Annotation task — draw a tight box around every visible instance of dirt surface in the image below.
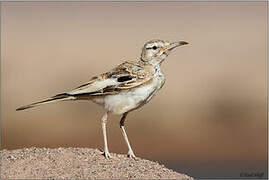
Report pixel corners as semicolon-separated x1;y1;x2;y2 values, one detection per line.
0;147;193;179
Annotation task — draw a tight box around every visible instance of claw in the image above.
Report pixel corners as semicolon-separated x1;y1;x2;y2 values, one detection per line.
103;151;111;158
127;150;136;158
99;148;111;158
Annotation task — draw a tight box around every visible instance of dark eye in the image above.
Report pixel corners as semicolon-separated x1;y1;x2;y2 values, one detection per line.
152;46;157;50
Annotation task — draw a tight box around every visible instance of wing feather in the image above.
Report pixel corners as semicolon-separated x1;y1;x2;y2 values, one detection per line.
67;61;153;96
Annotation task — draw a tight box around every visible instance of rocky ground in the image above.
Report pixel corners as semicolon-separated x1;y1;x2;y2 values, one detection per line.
0;147;193;179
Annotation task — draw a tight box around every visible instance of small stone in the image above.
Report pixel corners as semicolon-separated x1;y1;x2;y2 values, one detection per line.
128;172;135;178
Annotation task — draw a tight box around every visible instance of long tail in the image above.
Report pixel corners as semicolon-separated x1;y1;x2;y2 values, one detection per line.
16;93;76;111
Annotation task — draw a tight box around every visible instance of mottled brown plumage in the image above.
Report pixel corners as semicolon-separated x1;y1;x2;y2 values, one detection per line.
69;61;154;96
16;39;188;158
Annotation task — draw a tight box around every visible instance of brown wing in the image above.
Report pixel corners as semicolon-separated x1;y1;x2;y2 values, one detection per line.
67;61;153;96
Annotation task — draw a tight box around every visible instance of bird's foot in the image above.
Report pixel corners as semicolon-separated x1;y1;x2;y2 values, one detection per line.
127;150;136;158
103;151;111;158
99;148;111;158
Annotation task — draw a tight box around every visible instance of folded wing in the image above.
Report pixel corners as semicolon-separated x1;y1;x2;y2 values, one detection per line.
67;61;153;96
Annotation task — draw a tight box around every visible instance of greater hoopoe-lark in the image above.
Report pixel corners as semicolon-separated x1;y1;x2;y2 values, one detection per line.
17;39;189;158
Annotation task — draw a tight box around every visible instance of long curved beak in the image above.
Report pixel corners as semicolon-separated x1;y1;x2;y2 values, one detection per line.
161;41;188;54
168;41;188;51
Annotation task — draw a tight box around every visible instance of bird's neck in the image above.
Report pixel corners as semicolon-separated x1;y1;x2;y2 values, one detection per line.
138;58;162;68
138;59;163;77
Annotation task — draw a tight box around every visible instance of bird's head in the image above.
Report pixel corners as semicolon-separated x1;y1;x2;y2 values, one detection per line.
140;39;188;65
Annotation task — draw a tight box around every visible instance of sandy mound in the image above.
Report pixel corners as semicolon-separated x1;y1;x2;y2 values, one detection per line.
1;147;193;179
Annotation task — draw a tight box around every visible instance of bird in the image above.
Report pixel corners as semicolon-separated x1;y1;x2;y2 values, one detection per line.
16;39;188;158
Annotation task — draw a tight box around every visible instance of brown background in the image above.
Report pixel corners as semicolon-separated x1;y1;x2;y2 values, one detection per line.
1;2;267;178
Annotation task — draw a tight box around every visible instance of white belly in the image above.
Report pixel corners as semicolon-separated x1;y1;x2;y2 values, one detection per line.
92;75;165;115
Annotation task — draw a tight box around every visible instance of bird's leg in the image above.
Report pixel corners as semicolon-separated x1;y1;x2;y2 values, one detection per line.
120;113;136;158
101;112;111;158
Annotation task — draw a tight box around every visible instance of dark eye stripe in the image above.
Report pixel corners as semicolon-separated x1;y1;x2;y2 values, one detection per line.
146;46;158;50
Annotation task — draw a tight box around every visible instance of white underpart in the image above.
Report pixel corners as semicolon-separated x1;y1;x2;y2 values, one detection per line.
92;65;165;115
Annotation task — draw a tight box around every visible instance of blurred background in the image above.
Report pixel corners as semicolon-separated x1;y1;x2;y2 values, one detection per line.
1;2;267;179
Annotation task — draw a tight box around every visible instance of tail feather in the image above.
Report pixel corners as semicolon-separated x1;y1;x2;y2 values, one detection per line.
16;93;76;111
